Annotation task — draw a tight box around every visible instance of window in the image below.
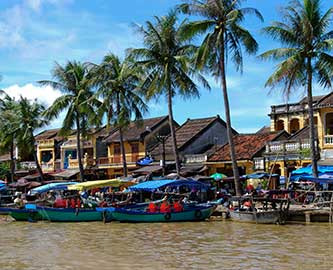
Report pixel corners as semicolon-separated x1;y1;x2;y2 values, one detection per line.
131;143;139;154
276;120;284;131
325;113;333;135
290;118;300;134
114;144;121;155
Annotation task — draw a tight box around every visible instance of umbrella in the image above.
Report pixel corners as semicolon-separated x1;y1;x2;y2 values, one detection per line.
210;173;227;180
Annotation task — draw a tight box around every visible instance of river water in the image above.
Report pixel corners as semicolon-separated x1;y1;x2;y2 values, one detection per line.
0;218;332;270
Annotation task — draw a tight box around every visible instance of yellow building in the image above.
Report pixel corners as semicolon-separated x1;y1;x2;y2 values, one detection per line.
265;93;333;176
97;116;173;178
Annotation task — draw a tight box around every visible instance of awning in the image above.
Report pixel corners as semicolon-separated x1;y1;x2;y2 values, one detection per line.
29;182;78;195
67;179;134;191
128;179;208;192
52;169;80;179
297;176;333;185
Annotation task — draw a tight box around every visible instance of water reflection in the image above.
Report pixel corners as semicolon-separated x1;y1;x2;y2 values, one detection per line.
0;219;332;270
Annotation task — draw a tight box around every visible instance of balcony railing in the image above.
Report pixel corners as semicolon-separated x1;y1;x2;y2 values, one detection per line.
184;154;207;164
36;139;54;148
324;135;333;145
97;154;144;167
41;160;62;172
265;140;312;155
61;139;93;148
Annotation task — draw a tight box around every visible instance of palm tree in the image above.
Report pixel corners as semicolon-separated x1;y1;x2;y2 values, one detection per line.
91;53;148;177
39;61;100;181
0;93;20;182
260;0;333;178
179;0;263;196
129;12;210;175
16;96;49;181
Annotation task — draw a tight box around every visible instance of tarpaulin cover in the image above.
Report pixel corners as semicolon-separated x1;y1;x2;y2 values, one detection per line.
128;179;208;192
29;182;78;195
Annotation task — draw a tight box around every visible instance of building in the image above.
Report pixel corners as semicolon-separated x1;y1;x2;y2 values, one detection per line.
97;116;176;178
265;92;333;176
35;128;67;172
151;115;237;169
206;130;289;176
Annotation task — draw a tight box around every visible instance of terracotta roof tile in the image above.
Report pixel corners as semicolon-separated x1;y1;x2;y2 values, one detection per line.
208;132;282;161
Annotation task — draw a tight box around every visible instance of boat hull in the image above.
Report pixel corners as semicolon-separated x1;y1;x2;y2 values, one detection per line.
229;209;281;224
38;207;102;222
110;205;214;223
8;208;42;221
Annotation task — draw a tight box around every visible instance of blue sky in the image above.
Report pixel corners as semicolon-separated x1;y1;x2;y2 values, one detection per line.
0;0;332;133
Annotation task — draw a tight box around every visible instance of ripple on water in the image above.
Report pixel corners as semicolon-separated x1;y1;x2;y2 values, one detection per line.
0;220;332;270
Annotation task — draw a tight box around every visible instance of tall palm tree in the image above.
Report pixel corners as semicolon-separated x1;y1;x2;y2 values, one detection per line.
129;12;210;175
16;96;49;181
91;53;148;177
179;0;263;196
260;0;333;178
39;61;100;181
0;93;20;182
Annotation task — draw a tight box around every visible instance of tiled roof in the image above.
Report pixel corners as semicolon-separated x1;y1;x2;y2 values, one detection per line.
35;129;62;140
289;126;317;140
153;115;236;154
208;132;283;162
256;126;271;134
315;92;333;108
104;116;169;143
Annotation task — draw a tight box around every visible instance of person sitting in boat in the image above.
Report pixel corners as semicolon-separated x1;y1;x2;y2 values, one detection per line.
172;200;184;212
147;201;158;213
241;200;253;211
14;194;24;208
160;196;171;213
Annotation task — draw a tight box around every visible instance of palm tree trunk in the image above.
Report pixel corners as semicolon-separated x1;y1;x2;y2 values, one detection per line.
306;56;318;178
9;139;15;183
167;80;181;175
75;115;85;181
30;133;44;182
119;126;128;177
116;94;128;177
220;33;241;196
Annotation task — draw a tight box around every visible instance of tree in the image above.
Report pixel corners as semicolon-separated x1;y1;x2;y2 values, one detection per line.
91;53;148;177
260;0;333;178
39;61;100;181
129;12;210;175
16;96;49;181
0;93;20;182
179;0;263;196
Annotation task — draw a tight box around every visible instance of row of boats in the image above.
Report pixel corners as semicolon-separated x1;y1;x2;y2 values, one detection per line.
0;179;289;224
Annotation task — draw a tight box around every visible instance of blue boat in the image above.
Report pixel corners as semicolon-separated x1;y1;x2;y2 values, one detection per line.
106;204;215;223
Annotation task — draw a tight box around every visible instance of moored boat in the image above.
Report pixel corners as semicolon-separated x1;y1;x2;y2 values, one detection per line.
37;206;102;222
8;207;42;222
229;208;282;224
109;204;215;223
228;197;290;224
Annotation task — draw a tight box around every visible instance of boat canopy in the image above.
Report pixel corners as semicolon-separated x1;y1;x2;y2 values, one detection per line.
29;182;78;195
128;179;208;192
67;179;134;191
296;176;333;185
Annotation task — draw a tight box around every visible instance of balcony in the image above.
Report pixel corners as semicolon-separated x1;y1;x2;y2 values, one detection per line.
184;154;207;164
324;135;333;145
37;139;54;148
265;140;313;159
41;160;62;172
61;139;93;149
97;154;144;168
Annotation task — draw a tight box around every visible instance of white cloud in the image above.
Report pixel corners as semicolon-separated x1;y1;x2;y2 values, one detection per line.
3;83;62;106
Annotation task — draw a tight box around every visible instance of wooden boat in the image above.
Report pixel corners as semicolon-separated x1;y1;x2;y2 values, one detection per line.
37;206;102;222
228;196;290;224
8;208;42;222
229;208;282;224
109;204;215;223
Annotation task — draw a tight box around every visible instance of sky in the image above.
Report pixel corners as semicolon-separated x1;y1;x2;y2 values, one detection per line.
0;0;332;133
